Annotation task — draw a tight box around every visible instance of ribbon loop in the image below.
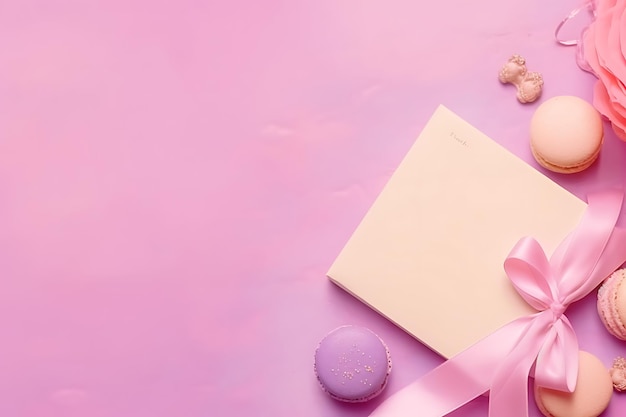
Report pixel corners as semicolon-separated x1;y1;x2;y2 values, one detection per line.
554;0;597;73
555;0;597;46
504;237;554;311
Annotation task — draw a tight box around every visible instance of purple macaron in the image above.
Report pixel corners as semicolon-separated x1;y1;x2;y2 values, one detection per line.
314;325;392;402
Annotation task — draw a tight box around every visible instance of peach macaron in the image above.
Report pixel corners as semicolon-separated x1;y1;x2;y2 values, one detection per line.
530;96;603;174
534;351;613;417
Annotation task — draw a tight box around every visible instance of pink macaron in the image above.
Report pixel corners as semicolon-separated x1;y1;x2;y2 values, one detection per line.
597;268;626;340
530;96;603;174
534;351;613;417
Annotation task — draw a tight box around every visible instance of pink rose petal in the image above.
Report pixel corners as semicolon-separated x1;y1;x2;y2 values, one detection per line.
608;81;626;114
594;79;614;118
605;5;626;83
605;91;626;118
606;6;626;110
594;5;618;74
594;81;626;136
621;7;626;60
581;0;626;141
589;26;622;99
583;25;604;76
584;22;618;90
607;80;626;110
596;0;620;17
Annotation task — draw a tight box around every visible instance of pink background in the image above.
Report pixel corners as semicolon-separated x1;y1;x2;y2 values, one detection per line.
1;1;625;416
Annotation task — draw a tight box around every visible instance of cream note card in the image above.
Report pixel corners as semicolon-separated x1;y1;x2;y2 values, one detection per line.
327;105;587;359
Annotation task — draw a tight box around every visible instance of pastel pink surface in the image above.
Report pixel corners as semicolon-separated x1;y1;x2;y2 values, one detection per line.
1;1;626;417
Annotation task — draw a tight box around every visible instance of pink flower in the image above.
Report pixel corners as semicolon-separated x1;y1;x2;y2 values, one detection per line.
582;0;626;141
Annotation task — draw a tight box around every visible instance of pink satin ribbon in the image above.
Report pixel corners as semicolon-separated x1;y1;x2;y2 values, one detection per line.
369;190;626;417
554;0;597;73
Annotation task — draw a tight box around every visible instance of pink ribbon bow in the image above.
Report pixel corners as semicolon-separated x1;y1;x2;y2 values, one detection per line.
369;190;626;417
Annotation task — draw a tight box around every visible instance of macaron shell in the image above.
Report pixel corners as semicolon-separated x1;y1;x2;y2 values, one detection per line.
534;351;613;417
531;140;600;174
597;269;626;340
314;326;391;402
530;96;603;173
